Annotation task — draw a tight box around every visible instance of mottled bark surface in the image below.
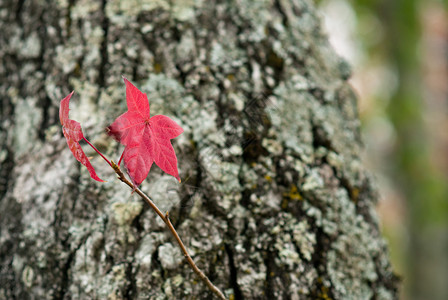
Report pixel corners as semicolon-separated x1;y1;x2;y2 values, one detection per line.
0;0;398;299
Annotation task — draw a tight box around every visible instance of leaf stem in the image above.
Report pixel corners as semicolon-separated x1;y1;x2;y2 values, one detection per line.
118;150;125;166
83;137;112;167
110;161;226;300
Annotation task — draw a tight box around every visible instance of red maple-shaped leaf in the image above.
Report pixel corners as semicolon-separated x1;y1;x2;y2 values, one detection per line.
108;77;183;186
60;91;105;182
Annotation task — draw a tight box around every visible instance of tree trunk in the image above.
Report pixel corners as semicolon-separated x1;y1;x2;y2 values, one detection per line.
0;0;399;299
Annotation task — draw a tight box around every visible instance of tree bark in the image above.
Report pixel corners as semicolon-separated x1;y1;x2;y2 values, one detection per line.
0;0;399;299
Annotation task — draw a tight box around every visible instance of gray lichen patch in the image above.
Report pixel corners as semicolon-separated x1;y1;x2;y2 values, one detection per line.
292;220;316;261
67;79;103;128
146;175;181;213
302;168;325;192
181;217;227;253
111;201;143;226
158;242;183;270
271;84;314;162
170;0;196;22
12;97;43;158
135;233;158;268
324;193;383;299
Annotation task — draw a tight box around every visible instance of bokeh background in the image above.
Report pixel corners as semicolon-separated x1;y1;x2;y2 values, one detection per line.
317;0;448;299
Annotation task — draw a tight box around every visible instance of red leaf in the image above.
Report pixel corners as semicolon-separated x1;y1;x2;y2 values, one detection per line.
60;92;105;182
108;77;183;186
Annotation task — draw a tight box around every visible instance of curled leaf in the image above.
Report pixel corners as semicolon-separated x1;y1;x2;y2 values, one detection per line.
60;91;104;182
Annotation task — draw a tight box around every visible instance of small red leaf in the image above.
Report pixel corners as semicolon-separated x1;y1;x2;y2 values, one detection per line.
107;77;183;186
60;92;104;182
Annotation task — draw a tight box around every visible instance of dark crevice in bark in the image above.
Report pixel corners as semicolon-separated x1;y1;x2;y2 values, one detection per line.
125;259;137;300
334;169;358;202
0;0;20;287
52;171;81;266
309;87;326;104
240;91;272;165
258;217;297;299
66;0;75;38
274;0;289;28
245;89;274;128
239;188;252;210
241;131;267;164
202;186;228;219
98;0;109;88
131;205;147;239
1;58;17;199
15;0;25;24
0;146;15;199
0;195;22;300
56;254;75;299
327;158;379;229
243;41;285;90
289;231;310;263
174;62;192;86
176;143;203;227
309;224;336;299
3;54;25;95
263;247;276;299
56;233;91;300
151;247;166;284
176;181;200;227
266;48;285;86
125;206;145;299
274;160;305;217
224;243;244;300
138;22;166;77
38;95;52;141
99;215;113;272
74;53;85;79
35;8;51;141
353;179;379;225
131;42;147;82
92;236;105;262
311;123;337;153
170;24;183;44
215;81;226;128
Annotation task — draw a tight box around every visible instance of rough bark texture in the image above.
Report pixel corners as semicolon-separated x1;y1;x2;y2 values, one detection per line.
0;0;399;299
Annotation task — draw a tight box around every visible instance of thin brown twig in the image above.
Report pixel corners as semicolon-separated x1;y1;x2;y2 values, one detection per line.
110;161;226;300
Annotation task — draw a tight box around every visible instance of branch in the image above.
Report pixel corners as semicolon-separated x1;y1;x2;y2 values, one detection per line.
110;161;226;300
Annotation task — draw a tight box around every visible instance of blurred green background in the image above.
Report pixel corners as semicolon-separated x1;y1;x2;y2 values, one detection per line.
317;0;448;299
